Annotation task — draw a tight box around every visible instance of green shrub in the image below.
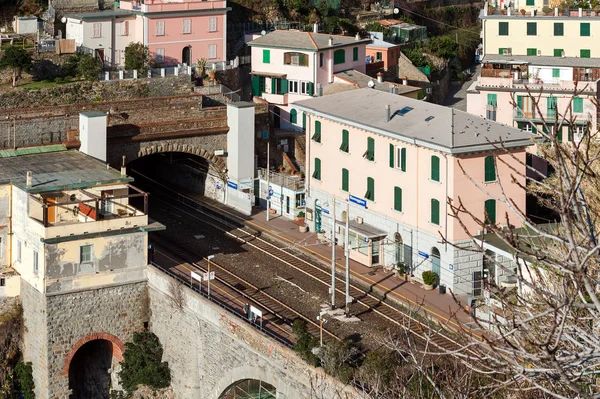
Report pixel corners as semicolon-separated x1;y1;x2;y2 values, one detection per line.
291;319;319;366
422;270;438;286
395;263;406;274
297;211;305;218
77;54;102;81
15;361;35;399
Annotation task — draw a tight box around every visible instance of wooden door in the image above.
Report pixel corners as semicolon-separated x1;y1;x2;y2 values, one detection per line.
45;198;56;224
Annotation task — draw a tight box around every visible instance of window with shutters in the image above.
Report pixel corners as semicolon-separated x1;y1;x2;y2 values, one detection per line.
527;48;537;56
499;22;509;36
396;147;406;171
156;20;165;36
342;168;349;192
93;23;102;38
487;93;497;106
547;96;557;118
552;68;560;78
580;22;590;36
208;44;217;59
527;22;537;36
80;245;93;263
284;52;309;66
376;51;383;61
288;80;298;93
526;0;534;4
300;81;313;95
340;129;349;152
394;187;402;212
554;22;564;36
312;158;321;180
431;155;440;182
182;19;191;34
431;199;440;225
554;49;564;57
262;49;270;64
365;177;375;201
333;49;345;65
353;47;358;61
573;97;583;113
302;112;306;130
484;199;496;224
33;250;39;274
486;93;497;121
364;137;375;161
498;48;508;55
121;20;129;36
312;121;321;142
290;109;297;124
484;156;496;182
209;17;218;32
580;49;591;58
155;48;165;63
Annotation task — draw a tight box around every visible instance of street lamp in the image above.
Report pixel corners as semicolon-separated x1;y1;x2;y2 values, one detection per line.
207;255;215;298
317;310;327;347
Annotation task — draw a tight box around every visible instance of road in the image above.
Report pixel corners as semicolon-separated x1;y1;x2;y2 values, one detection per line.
443;64;481;111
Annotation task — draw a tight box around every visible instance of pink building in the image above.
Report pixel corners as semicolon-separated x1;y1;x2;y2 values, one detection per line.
295;88;533;298
66;0;228;67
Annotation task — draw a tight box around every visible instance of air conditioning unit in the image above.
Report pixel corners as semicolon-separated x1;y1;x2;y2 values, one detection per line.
355;216;364;224
537;49;542;56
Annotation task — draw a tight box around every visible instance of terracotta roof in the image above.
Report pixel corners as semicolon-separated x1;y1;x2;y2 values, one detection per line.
248;30;371;51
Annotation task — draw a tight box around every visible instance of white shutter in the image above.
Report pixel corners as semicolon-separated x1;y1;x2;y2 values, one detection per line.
209;17;217;32
93;23;102;38
208;44;217;59
121;20;129;36
182;19;191;34
156;20;165;36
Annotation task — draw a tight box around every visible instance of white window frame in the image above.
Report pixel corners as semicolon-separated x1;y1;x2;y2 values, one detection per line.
33;250;39;275
208;44;217;59
155;48;165;64
120;20;129;36
288;80;299;94
16;240;21;263
80;245;93;263
208;17;218;32
574;125;586;142
395;146;405;170
156;20;165;36
93;22;102;38
521;124;533;132
300;81;310;95
182;18;191;34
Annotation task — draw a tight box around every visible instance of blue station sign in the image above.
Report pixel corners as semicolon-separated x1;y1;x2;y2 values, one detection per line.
418;251;429;259
349;195;367;208
227;181;238;190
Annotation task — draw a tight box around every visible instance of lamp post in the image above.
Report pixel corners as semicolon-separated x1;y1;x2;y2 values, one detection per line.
266;143;271;222
331;197;336;309
345;200;350;317
317;310;326;347
207;255;215;298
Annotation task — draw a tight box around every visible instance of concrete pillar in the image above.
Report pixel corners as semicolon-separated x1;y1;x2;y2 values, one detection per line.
160;68;165;77
105;71;110;81
133;69;138;79
187;66;192;75
119;70;124;80
174;67;179;76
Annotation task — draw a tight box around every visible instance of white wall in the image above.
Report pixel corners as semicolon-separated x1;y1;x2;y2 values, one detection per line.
66;19;84;45
79;112;107;162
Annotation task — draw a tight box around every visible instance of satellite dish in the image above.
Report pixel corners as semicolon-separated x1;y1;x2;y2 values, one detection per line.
368;80;375;88
393;7;400;14
61;16;67;23
261;30;266;36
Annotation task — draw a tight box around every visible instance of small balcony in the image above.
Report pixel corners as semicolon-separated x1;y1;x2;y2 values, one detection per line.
261;92;288;106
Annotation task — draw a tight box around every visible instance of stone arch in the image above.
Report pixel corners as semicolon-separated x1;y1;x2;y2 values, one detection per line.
61;332;125;376
212;365;298;399
135;143;227;175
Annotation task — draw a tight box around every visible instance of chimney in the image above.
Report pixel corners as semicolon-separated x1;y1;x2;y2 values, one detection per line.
313;23;318;33
579;7;582;17
328;36;333;46
385;104;391;122
377;72;383;83
79;112;108;162
317;83;323;97
507;7;511;15
530;9;534;16
121;156;127;176
355;32;360;41
554;7;558;16
402;76;408;85
26;171;32;186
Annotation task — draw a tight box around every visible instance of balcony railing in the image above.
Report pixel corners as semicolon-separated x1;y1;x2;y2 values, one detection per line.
481;68;512;78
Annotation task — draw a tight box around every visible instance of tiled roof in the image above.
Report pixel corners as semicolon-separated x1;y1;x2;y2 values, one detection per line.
327;70;420;95
483;54;600;68
247;30;371;51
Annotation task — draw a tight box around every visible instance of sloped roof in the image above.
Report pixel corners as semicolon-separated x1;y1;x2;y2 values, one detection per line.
247;30;371;51
482;54;600;68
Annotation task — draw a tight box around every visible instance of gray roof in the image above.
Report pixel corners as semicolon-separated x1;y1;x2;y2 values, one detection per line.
366;37;397;49
326;70;420;96
247;30;371;51
294;88;534;154
482;54;600;68
66;10;134;20
0;150;132;193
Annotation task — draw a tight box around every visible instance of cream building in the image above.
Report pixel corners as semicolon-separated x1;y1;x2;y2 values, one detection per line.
295;88;533;298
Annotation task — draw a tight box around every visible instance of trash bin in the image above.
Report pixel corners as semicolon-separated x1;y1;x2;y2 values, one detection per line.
439;285;446;295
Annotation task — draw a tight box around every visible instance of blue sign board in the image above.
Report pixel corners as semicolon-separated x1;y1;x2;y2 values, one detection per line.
322;208;330;215
418;251;429;259
227;181;238;190
215;182;222;190
301;200;306;206
349;195;367;208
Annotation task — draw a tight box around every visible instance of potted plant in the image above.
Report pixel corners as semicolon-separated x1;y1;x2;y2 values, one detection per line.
299;223;308;233
542;6;552;15
520;8;526;15
422;271;438;291
500;8;506;14
207;68;216;80
296;210;305;222
395;263;408;281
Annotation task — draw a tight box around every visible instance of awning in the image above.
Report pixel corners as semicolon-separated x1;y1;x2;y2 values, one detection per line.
337;219;387;239
251;71;287;78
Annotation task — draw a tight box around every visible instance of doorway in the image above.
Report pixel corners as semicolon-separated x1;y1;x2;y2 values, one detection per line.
273;106;281;129
431;247;441;280
45;197;56;224
315;199;322;232
182;46;191;66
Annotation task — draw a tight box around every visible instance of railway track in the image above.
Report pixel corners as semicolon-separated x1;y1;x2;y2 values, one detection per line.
132;170;472;354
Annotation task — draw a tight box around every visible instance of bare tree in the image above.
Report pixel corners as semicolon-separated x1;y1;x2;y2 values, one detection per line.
168;279;187;311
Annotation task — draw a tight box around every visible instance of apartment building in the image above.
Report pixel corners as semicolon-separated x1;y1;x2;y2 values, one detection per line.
247;29;370;132
467;6;599;144
295;88;533;297
66;0;228;67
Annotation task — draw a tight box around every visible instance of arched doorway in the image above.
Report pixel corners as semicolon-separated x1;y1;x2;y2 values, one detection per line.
218;379;277;399
431;247;441;280
314;199;322;233
273;106;281;129
68;339;115;399
394;232;403;265
182;46;191;66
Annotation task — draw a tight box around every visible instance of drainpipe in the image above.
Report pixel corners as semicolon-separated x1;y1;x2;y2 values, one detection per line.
8;185;12;270
444;153;449;253
306;114;311;199
414;139;419;275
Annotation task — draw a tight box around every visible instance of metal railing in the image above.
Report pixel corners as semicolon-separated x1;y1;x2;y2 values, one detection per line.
257;168;305;191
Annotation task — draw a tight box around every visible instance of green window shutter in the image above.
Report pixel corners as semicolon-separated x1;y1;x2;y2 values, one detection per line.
312;121;321;142
340;129;349;152
499;22;508;36
389;143;394;168
365;177;375;201
487;93;497;106
334;49;346;65
251;75;260;96
431;199;440;225
554;23;563;36
271;78;277;94
290;108;297;124
353;47;358;61
400;148;406;172
484;199;496;224
516;95;523;116
342;168;349;192
366;137;375;161
308;82;314;96
573;97;583;113
394;186;402;212
312;158;321;180
302;112;306;130
526;0;534;5
484;156;496;182
263;49;270;64
554;49;563;57
581;22;590;36
281;79;288;94
259;77;265;94
552;69;560;78
568;126;573;141
498;48;506;55
581;49;591;58
527;22;537;36
431;155;440;182
557;127;563;142
527;48;537;56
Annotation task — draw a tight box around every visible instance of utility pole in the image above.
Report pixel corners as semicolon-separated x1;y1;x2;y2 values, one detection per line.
266;143;271;222
345;200;350;317
331;197;336;309
207;255;214;298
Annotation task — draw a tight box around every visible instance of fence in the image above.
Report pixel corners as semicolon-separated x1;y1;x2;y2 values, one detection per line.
194;84;241;102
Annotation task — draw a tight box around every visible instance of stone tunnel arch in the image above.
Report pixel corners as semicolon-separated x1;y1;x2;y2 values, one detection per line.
212;365;301;399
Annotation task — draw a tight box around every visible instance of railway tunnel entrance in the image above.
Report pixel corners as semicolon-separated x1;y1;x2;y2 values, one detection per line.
68;340;114;399
218;379;278;399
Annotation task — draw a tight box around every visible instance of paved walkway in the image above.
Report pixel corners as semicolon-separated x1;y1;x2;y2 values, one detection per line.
200;199;481;339
443;64;481;111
